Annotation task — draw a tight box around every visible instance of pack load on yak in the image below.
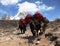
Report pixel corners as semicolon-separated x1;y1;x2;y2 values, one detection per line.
34;12;45;22
25;14;32;24
19;14;32;24
19;19;26;24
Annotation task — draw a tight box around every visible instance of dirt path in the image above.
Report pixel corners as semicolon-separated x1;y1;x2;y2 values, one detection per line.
0;30;54;46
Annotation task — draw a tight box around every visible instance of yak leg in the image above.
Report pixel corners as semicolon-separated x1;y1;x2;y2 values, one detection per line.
23;27;26;34
19;25;23;34
22;24;26;34
31;28;36;36
30;26;36;36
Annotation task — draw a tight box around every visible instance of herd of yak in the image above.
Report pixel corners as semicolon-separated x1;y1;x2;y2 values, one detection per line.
17;12;60;46
17;12;49;36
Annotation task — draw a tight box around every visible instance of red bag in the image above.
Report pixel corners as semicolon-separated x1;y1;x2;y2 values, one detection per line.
25;14;32;19
34;12;45;22
25;14;32;23
19;19;26;24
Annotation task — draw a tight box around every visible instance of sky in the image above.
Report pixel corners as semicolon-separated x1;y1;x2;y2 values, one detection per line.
0;0;60;21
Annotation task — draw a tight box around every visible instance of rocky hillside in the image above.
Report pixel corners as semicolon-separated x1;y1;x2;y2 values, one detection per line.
0;20;18;28
47;19;60;28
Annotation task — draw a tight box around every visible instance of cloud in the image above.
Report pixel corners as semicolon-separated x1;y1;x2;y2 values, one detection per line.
18;1;39;14
38;4;55;11
17;1;54;14
46;7;55;11
0;0;21;5
14;1;55;20
35;1;42;5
